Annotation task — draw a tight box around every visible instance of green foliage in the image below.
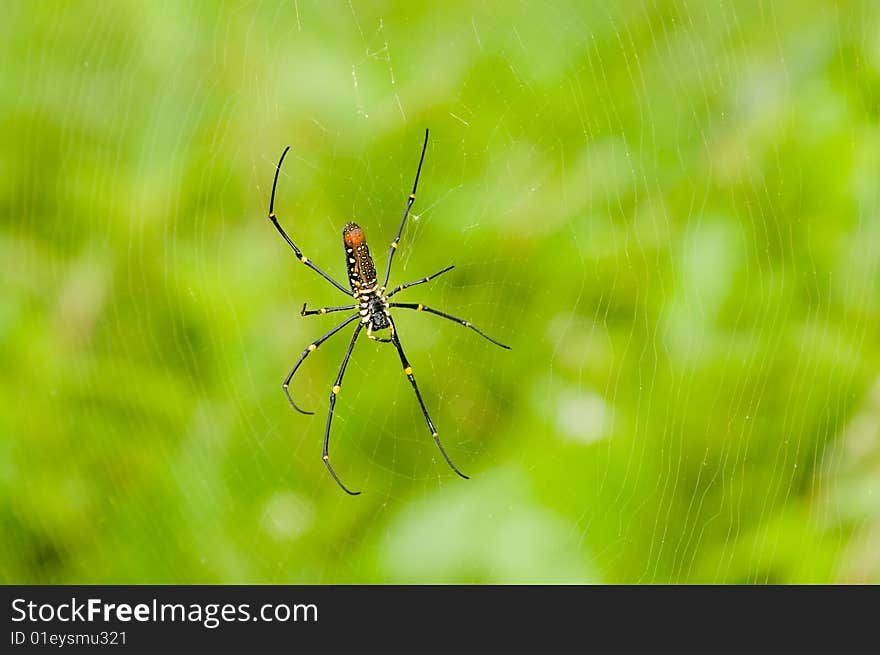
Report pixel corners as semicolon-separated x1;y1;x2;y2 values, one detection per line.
2;0;880;583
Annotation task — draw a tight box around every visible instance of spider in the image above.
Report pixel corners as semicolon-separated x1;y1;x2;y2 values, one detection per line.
268;129;510;495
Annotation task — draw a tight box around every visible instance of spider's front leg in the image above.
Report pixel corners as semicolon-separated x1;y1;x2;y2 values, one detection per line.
387;316;469;480
282;313;360;414
323;322;365;495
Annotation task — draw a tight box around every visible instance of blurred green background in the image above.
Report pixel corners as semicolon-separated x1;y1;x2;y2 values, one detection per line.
3;0;880;584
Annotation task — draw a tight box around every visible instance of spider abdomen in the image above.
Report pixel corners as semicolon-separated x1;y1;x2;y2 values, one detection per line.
344;222;390;333
343;222;377;293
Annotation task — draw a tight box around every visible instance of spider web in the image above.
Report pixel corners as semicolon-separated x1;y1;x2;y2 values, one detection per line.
3;0;880;584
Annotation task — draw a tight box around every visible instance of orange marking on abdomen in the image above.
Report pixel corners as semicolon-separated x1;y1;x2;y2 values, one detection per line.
342;222;377;290
343;222;365;248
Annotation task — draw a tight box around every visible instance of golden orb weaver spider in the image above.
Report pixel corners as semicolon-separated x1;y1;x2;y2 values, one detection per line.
268;129;510;495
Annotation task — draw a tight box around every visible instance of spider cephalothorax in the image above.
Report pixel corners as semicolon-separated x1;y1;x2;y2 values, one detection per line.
267;129;510;495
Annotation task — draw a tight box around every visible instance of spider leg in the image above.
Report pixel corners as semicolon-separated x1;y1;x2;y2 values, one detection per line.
301;302;357;317
269;146;351;296
389;303;511;349
385;265;454;299
323;322;365;495
387;316;469;480
283;313;360;415
366;320;394;343
380;129;429;292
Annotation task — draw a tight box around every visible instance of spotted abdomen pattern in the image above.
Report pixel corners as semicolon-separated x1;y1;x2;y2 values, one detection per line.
343;222;390;333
